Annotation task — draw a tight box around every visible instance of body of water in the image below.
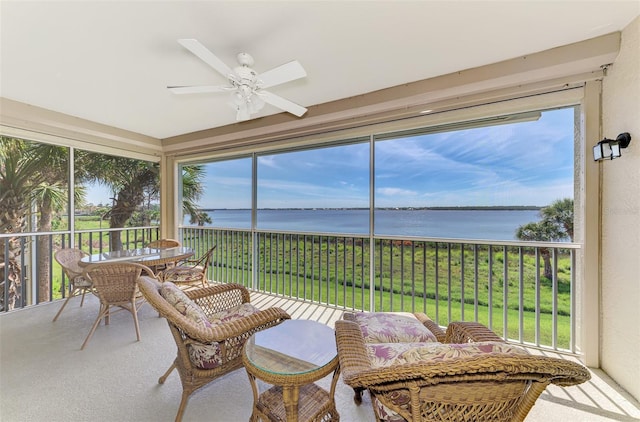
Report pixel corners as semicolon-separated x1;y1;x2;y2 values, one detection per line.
185;209;544;241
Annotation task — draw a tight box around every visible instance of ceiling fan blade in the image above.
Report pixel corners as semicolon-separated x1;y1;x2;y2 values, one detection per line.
168;85;231;94
259;61;307;89
260;91;307;117
177;39;232;78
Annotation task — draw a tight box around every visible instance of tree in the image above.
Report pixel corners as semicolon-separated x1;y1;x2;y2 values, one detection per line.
182;165;212;226
540;197;574;241
77;153;158;250
515;198;573;279
78;153;209;249
0;138;46;310
1;138;208;309
30;143;84;303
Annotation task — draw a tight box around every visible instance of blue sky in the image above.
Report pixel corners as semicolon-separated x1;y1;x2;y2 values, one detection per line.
84;107;575;209
195;107;575;209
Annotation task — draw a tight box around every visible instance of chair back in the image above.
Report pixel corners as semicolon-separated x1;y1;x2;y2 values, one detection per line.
54;248;88;279
146;238;181;249
84;262;154;304
192;245;216;271
137;276;212;341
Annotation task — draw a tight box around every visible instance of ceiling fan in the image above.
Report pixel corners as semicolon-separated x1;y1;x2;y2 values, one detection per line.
168;39;308;121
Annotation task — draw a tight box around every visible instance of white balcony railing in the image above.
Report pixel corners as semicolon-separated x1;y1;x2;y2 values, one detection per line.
0;227;160;312
181;226;581;354
1;225;579;354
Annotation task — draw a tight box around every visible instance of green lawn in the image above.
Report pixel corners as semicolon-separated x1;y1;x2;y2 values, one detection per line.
50;223;573;350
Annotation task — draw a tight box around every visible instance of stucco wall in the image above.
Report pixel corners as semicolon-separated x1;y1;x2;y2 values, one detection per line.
601;15;640;402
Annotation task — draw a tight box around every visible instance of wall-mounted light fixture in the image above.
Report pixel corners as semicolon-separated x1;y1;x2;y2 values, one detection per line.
593;132;632;161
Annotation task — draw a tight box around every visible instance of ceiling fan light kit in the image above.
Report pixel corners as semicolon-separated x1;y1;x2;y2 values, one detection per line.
169;39;308;122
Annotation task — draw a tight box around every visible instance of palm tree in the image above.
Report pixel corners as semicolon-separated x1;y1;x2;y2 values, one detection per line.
78;153;209;249
540;198;574;241
1;139;208;309
182;165;212;226
29;143;82;302
516;220;565;278
0;137;46;310
77;153;158;250
515;198;574;279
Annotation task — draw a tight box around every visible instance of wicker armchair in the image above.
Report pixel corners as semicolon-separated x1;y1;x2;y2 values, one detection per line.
335;318;591;422
80;262;155;350
160;245;216;289
137;276;290;422
52;248;94;322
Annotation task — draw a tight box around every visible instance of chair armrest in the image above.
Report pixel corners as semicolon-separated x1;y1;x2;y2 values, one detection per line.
139;275;162;289
445;321;505;344
413;312;447;342
205;307;291;342
334;320;377;388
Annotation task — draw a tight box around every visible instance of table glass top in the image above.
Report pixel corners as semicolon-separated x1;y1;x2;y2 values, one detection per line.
245;319;337;376
81;247;193;264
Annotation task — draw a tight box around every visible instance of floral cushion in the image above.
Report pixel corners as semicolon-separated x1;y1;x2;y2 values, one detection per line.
209;302;260;324
373;396;411;422
367;341;529;421
160;282;211;328
186;302;261;370
162;267;204;284
366;341;529;368
187;342;224;370
352;312;438;343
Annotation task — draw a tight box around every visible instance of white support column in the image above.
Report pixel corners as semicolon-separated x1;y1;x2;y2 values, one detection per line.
579;80;601;367
160;154;179;240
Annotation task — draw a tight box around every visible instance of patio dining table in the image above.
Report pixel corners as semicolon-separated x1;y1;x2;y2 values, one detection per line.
80;246;194;272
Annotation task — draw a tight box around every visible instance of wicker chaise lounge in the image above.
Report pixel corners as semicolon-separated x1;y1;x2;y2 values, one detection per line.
138;277;291;422
335;313;591;422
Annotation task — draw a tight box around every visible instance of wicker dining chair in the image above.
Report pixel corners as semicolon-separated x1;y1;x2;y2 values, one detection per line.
52;248;94;322
145;238;182;273
146;238;181;249
137;276;290;422
335;319;591;422
80;262;155;350
159;245;216;289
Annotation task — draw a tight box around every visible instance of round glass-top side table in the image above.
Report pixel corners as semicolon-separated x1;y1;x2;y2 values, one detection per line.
243;319;340;422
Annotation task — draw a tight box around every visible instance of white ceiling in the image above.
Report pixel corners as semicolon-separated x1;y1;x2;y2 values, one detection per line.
1;1;638;140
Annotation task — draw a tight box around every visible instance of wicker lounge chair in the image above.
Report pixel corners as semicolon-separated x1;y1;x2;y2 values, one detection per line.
335;315;591;422
80;262;155;350
137;276;290;422
52;248;94;322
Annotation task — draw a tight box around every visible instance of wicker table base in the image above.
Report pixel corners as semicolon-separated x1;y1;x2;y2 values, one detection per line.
251;383;339;422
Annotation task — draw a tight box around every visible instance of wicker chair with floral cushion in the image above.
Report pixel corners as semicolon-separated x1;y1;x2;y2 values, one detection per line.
52;248;94;322
137;276;290;422
159;245;216;289
335;315;591;422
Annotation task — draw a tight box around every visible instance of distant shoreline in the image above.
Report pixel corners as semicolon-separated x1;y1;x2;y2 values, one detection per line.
200;206;542;212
